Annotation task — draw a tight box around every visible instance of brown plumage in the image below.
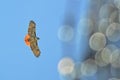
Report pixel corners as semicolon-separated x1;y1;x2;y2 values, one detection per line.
24;20;41;57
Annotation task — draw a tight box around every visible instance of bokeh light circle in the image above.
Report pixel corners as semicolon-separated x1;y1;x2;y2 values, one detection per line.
98;19;109;34
58;25;74;42
80;59;97;76
101;44;118;65
89;32;106;51
111;49;120;68
58;57;75;76
77;18;94;36
106;22;120;42
95;51;108;67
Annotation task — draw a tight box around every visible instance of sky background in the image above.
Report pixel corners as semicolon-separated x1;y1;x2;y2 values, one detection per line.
0;0;89;80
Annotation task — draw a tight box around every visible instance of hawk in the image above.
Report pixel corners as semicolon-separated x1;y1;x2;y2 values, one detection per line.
24;20;41;57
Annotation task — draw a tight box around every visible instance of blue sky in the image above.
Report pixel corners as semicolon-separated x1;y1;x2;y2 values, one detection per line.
0;0;89;80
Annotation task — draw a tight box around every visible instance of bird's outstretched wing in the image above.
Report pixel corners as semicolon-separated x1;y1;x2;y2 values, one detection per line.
30;37;41;57
28;20;41;57
28;20;36;37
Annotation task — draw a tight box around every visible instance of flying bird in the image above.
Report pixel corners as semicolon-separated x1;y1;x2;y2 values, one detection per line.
24;20;41;57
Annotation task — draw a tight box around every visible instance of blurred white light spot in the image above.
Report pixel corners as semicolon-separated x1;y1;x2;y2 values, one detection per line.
111;49;120;68
114;0;120;9
77;18;94;36
101;44;118;65
98;19;109;34
89;32;106;51
99;3;115;19
80;59;97;76
58;25;74;42
95;51;108;67
58;57;75;76
106;22;120;42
